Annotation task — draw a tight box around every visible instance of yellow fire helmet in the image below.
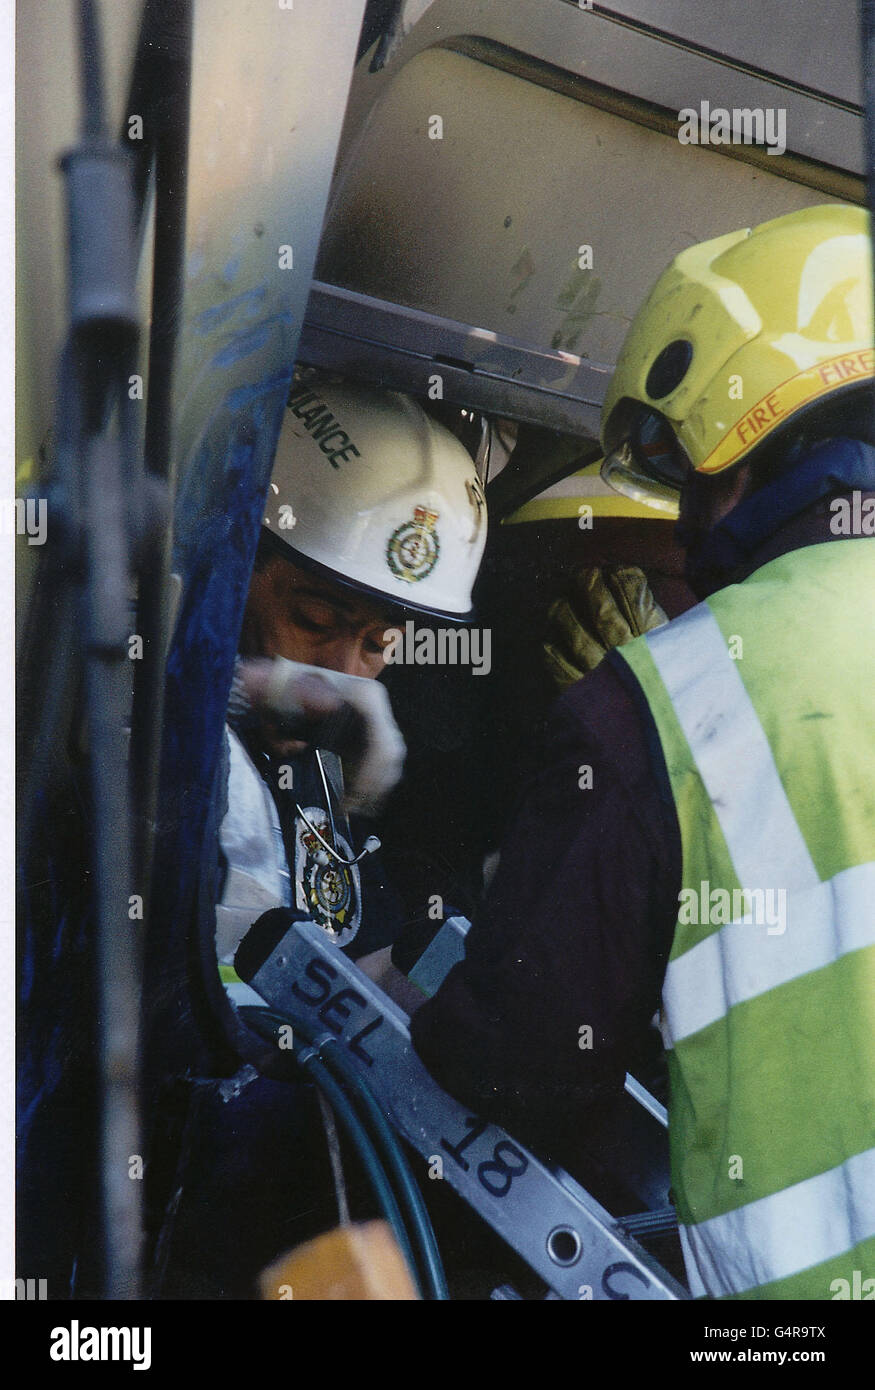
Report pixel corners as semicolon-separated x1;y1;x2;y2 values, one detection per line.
600;204;874;513
262;371;488;620
502;459;671;524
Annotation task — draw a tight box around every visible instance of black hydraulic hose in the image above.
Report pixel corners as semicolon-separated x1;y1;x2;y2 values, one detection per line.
295;1049;423;1297
126;0;193;906
17;577;79;868
238;1006;423;1297
77;0;106;138
60;0;145;1296
318;1035;449;1302
242;1005;448;1301
81;357;144;1299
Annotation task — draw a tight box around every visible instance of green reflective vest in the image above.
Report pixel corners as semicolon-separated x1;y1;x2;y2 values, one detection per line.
615;539;875;1300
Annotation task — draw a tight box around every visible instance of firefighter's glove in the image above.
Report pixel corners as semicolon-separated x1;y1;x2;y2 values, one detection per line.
236;658;406;817
543;565;668;691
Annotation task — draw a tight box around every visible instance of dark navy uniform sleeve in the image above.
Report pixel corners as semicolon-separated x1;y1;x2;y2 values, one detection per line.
410;655;682;1161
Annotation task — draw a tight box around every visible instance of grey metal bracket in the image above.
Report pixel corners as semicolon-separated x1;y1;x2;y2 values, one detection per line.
298;280;609;437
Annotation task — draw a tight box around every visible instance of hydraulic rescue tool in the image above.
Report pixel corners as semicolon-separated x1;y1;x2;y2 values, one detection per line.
235;915;689;1301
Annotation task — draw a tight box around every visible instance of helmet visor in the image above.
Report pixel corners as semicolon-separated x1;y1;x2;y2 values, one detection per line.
600;409;689;517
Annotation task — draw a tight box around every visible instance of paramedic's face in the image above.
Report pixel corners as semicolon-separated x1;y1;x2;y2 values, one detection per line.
242;553;396;681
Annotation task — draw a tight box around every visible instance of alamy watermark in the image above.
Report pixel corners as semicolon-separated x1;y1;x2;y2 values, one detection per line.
830;491;875;536
3;1276;47;1299
830;1270;875;1299
2;496;47;545
50;1321;151;1370
679;880;788;936
677;102;787;157
382;621;491;676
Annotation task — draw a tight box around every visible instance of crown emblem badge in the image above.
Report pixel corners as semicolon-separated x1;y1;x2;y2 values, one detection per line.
387;504;441;583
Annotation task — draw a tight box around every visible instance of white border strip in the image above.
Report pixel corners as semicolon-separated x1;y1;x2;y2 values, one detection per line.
1;0;15;1298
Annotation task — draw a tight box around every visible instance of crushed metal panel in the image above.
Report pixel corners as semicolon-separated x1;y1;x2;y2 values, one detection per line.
578;0;862;106
147;0;368;1085
318;48;832;380
299;282;608;435
333;2;863;176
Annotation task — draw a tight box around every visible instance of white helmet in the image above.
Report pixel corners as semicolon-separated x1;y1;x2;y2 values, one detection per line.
262;372;488;619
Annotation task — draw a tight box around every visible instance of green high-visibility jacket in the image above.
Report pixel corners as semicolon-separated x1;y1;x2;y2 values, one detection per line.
615;539;875;1300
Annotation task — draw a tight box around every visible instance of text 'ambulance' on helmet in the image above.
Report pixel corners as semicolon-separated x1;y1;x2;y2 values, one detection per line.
262;373;488;621
599;204;875;513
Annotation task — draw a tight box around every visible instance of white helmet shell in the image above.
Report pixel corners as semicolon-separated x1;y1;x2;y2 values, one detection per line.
262;374;487;619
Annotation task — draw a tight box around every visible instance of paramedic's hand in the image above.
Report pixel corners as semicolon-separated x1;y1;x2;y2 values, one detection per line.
543;565;668;691
237;658;406;817
357;947;426;1018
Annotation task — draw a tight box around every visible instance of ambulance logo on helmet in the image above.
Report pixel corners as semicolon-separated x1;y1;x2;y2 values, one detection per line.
386;505;440;583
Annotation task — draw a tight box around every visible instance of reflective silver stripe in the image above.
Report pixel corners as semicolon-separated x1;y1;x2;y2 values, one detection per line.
679;1144;875;1298
661;861;875;1045
645;604;819;896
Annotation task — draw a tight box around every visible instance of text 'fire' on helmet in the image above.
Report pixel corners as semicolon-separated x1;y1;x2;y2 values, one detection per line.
599;204;874;512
